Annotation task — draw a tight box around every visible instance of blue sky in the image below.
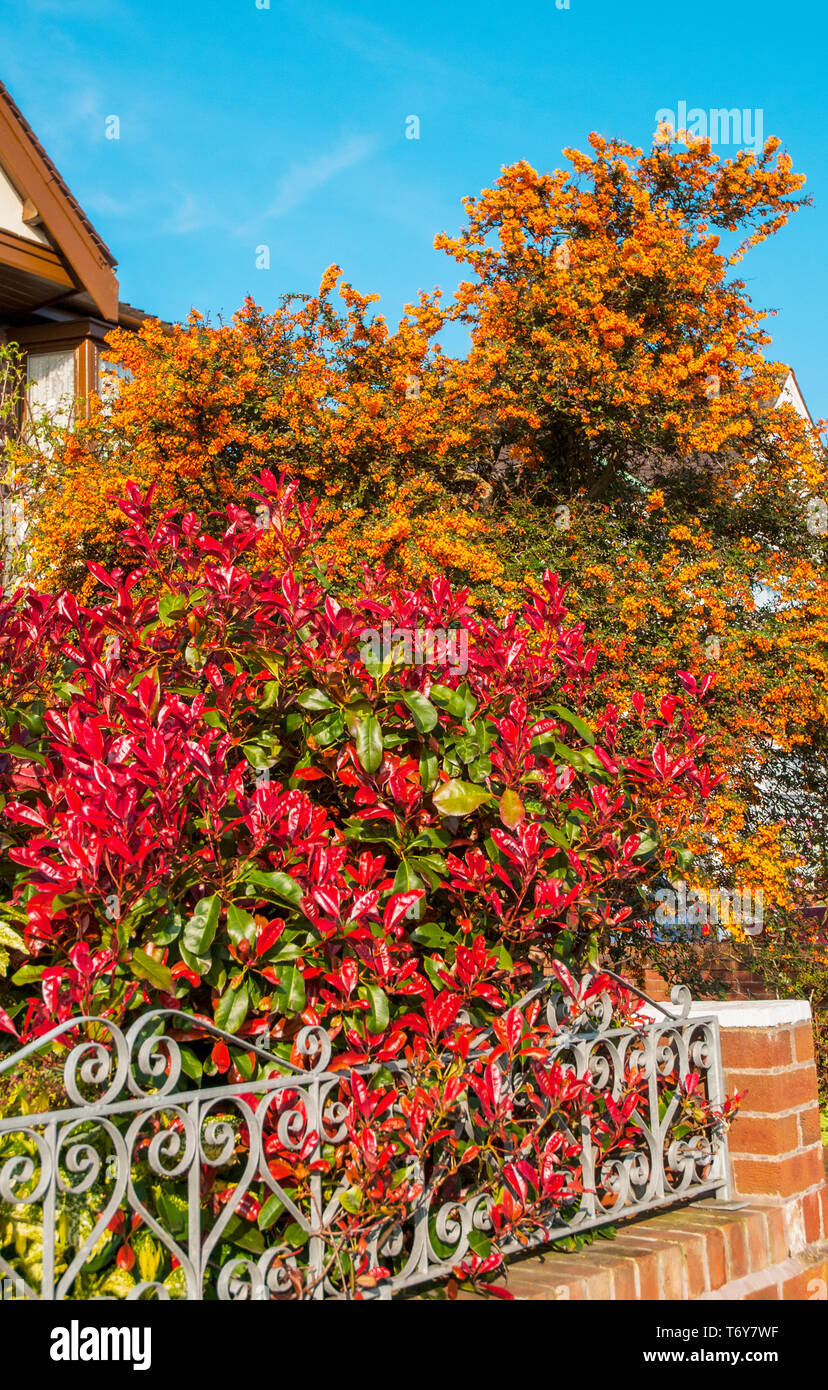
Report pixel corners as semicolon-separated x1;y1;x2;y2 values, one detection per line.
2;0;826;415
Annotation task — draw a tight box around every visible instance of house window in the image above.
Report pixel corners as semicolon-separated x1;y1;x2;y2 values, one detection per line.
26;348;76;428
98;356;131;406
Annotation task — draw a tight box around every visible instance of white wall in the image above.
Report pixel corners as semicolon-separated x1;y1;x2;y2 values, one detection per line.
0;160;50;247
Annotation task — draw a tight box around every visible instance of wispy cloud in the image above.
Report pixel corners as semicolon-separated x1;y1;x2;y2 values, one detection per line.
284;1;451;82
163;191;219;237
262;133;380;222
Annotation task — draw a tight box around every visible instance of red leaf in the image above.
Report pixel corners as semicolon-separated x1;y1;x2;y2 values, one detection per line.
0;1008;19;1038
383;890;423;933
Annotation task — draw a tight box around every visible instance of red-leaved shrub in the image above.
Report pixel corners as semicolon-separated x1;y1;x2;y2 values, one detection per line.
0;474;732;1296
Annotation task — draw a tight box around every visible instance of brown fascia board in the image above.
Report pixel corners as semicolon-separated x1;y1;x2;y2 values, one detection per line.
0;226;75;289
0;80;119;322
117;300;163;330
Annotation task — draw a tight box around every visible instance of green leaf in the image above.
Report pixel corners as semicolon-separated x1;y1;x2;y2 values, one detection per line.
15;704;45;736
274;963;306;1014
131;948;174;993
157;1190;187;1234
258;680;281;711
243;741;278;770
0;922;26;954
247;646;285;677
3;743;46;765
244;871;303;906
179;1046;203;1082
541;821;571;848
499;788;525;828
408;825;452;850
549;703;595;746
267;942;305;963
258;1194;285;1231
428;682;468;718
403;690;439;733
296;687;336;711
467;1229;492;1258
226;903;257;947
554;742;587;770
393;861;424;917
359;984;390;1035
432;778;494;817
341;817;401;847
407;855;445;890
419;749;438;792
153;909;183;947
310;710;345;748
552;930;574;960
228;1223;265;1256
179;942;212;978
182;894;221;955
456;682;477;718
423;956;443;990
337;1187;363;1215
158;591;189;624
284;1222;310;1248
411;922;455;950
214;979;250;1033
497;942;513;970
11;963;44;986
356;715;383;773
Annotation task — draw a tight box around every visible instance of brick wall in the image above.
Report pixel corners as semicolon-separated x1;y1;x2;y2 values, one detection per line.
630;946;773;1004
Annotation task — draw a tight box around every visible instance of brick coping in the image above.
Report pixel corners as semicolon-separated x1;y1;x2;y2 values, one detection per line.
641;999;812;1029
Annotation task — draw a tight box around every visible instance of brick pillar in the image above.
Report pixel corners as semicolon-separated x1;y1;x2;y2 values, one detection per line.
684;999;827;1251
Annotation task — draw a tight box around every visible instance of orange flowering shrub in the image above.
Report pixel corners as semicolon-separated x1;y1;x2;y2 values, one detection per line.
10;128;828;971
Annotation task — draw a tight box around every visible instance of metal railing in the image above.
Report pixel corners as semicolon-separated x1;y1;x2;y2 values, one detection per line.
0;974;728;1300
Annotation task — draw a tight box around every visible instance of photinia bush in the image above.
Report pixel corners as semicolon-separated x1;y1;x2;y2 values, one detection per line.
0;474;732;1295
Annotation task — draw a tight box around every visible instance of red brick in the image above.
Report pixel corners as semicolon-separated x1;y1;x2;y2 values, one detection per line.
653;1224;710;1297
764;1206;789;1262
627;1226;699;1298
576;1258;614;1300
803;1190;822;1244
608;1257;639;1300
793;1022;816;1063
733;1148;825;1199
728;1111;799;1156
688;1221;728;1289
799;1104;822;1148
656;1244;684;1300
718;1215;750;1281
724;1062;819;1112
745;1209;770;1271
504;1255;588;1300
722;1029;794;1070
606;1237;661;1299
820;1183;828;1238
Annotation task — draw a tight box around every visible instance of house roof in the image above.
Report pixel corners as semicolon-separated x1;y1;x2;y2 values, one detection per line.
0;79;120;321
775;367;814;427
